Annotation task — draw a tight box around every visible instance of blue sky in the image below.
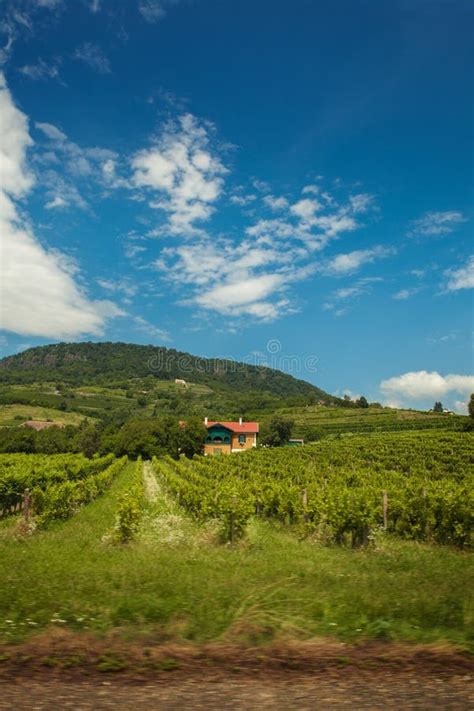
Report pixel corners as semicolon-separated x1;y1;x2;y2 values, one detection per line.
0;0;473;410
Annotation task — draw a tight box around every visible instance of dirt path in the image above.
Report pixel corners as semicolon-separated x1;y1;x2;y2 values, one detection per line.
139;461;199;545
0;672;472;709
143;461;160;502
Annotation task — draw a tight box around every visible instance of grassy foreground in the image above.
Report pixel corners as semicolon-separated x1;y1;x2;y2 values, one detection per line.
0;462;472;650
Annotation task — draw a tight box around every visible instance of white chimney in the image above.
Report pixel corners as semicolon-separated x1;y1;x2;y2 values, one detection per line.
239;417;242;425
204;417;208;426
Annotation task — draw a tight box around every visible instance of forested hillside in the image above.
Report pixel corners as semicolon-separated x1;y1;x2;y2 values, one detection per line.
0;342;334;402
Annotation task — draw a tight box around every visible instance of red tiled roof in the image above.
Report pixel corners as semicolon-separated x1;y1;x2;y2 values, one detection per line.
206;421;259;433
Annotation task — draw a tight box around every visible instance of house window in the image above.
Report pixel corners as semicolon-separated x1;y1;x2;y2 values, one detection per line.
238;434;246;445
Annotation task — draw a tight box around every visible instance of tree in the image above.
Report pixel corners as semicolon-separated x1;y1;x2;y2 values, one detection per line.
177;417;207;458
262;417;294;447
468;394;474;419
75;424;101;458
433;401;443;413
0;427;35;453
356;396;369;408
35;426;69;454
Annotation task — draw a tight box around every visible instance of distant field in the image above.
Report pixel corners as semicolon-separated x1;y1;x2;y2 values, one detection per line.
0;404;89;427
153;380;214;395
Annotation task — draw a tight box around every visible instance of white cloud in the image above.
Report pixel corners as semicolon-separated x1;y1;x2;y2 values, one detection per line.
45;195;67;209
302;184;320;195
131;113;227;235
252;178;271;193
138;0;166;22
380;371;474;400
349;193;374;214
323;277;382;315
146;161;377;322
97;278;138;300
138;0;181;22
34;121;120;207
36;121;67;142
263;194;289;211
408;210;466;237
196;273;285;310
290;198;322;221
74;42;111;74
133;316;169;341
0;72;123;339
0;1;63;66
453;400;468;415
324;246;392;275
393;287;421;300
444;255;474;291
154;236;307;321
230;193;256;206
19;57;62;82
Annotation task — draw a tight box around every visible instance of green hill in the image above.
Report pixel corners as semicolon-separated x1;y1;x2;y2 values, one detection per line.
0;342;336;425
0;342;333;400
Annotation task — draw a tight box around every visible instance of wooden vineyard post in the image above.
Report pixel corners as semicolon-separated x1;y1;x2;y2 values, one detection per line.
302;489;308;523
422;486;431;540
23;489;31;523
382;490;388;530
229;495;237;544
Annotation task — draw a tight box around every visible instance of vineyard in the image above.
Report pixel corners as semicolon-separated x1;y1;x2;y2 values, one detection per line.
266;404;466;440
153;431;473;547
0;452;127;524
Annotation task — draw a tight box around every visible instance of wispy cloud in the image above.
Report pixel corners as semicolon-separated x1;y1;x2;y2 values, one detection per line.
323;277;382;316
74;42;111;74
323;246;393;275
393;286;421;300
133;315;169;341
349;193;375;214
138;0;180;23
97;278;139;302
408;210;466;237
19;57;62;82
0;1;63;66
34;120;119;208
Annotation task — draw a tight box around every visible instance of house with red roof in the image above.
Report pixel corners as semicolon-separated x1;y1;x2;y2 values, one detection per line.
204;417;259;455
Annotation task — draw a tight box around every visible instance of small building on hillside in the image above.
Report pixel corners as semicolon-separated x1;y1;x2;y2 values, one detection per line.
287;438;304;446
204;417;259;455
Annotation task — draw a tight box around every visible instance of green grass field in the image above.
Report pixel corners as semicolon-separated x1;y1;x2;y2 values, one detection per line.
0;404;89;427
0;460;472;650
